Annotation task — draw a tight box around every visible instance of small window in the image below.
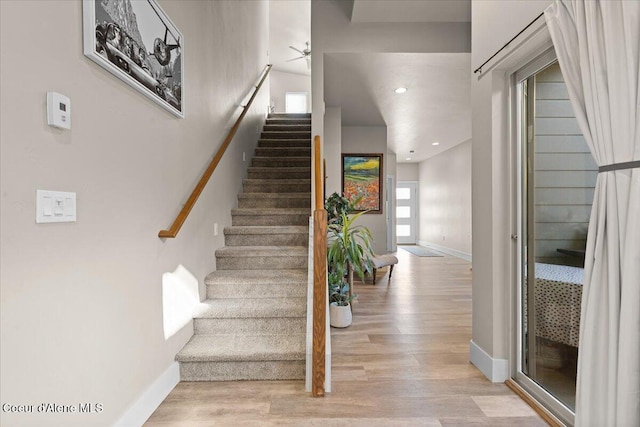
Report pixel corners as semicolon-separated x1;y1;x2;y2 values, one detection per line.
285;92;308;114
397;225;411;237
396;188;411;200
396;206;411;218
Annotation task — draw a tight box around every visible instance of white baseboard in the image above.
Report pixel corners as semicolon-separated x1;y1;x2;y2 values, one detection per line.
469;340;509;383
418;240;472;262
115;362;180;427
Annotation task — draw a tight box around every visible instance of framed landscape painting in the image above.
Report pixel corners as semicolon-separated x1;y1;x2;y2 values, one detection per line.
83;0;184;117
342;154;383;214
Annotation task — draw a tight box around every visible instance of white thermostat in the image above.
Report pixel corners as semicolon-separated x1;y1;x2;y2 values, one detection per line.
47;92;71;130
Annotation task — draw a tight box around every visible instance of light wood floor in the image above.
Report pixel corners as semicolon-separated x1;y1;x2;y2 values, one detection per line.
146;249;548;426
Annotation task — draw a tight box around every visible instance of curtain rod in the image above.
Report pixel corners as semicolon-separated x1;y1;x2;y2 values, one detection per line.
473;12;545;74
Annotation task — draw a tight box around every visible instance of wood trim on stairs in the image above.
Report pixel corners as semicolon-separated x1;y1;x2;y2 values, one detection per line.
158;64;272;239
311;135;327;397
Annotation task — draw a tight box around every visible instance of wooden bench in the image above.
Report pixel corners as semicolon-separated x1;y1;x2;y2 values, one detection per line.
348;254;399;301
371;254;399;285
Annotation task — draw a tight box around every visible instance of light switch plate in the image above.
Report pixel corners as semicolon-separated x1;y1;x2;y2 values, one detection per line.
36;190;76;223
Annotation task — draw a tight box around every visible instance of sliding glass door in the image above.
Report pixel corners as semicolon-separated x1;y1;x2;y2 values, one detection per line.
515;57;597;425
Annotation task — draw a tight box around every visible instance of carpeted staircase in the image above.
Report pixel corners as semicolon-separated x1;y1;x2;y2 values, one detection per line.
176;113;312;381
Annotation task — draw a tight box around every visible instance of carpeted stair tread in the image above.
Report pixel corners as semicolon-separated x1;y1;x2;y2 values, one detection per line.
223;225;308;247
237;192;311;199
263;125;311;132
261;131;311;139
231;211;309;226
243;180;311;193
205;269;307;285
251;157;311;167
215;246;307;258
205;270;307;299
237;193;311;209
246;168;311;179
231;208;309;215
176;334;306;362
206;283;306;299
195;297;306;319
258;140;312;148
243;179;312;188
254;150;311;160
265;119;311;125
268;113;310;119
244;178;311;184
224;225;308;235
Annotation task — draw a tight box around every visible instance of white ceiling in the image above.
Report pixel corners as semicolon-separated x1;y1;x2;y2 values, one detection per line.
325;53;471;163
269;0;311;76
269;0;471;162
351;0;471;23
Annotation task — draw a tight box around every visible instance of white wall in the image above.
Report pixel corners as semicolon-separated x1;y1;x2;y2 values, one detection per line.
396;163;419;181
471;0;552;71
311;0;471;195
0;1;269;425
341;126;389;254
418;140;472;257
471;0;552;381
386;150;397;253
269;70;311;113
324;107;342;195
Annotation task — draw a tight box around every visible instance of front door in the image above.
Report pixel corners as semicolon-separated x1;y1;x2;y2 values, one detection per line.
396;181;418;245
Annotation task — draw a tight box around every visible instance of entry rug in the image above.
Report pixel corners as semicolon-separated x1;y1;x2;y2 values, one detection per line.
400;245;444;257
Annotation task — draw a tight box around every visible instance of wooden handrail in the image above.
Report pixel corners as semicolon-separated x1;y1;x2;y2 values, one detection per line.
159;64;272;238
311;135;327;396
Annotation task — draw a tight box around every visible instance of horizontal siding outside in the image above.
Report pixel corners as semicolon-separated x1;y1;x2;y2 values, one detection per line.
535;188;595;205
535;171;598;187
532;63;595;264
535;222;589;239
535;135;591;153
535;205;592;223
536;64;564;82
536;82;569;99
536;99;576;117
535;117;583;135
535;153;598;171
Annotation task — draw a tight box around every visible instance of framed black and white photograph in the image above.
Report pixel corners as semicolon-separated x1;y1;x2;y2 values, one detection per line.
83;0;184;117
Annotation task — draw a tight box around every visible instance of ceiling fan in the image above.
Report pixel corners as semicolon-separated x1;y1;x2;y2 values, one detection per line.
287;41;311;69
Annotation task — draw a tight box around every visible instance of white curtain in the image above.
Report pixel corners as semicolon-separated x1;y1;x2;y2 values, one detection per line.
545;1;640;426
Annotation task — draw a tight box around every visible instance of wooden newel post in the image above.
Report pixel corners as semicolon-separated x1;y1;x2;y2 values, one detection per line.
312;135;327;397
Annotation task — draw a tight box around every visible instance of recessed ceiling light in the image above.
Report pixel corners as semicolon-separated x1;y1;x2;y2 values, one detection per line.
405;157;412;161
432;142;440;146
394;87;407;94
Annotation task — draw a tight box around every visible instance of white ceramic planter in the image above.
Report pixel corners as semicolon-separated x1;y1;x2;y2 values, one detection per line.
329;302;352;328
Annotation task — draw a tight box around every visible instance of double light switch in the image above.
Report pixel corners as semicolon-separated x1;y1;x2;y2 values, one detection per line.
36;190;76;223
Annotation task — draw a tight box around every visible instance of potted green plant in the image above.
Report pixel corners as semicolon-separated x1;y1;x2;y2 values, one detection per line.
328;270;355;327
325;192;361;226
327;210;375;295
